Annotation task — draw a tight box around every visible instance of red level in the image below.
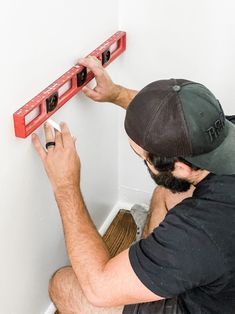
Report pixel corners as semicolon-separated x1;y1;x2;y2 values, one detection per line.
13;31;126;138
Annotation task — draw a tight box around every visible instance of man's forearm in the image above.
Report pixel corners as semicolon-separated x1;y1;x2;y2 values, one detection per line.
112;85;138;110
55;187;110;297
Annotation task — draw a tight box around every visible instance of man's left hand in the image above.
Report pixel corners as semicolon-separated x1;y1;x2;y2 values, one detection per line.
32;122;80;193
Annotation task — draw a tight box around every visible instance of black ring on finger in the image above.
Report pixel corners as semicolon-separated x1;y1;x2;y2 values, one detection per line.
46;141;56;149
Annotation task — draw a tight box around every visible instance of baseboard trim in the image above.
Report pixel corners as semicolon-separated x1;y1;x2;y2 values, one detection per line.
44;201;133;314
98;201;133;235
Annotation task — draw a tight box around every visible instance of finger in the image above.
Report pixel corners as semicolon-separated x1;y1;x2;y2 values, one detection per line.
77;57;89;67
32;133;47;160
44;123;55;150
78;56;111;100
55;130;63;148
82;86;99;100
78;56;100;68
72;136;77;147
60;122;74;148
78;56;104;80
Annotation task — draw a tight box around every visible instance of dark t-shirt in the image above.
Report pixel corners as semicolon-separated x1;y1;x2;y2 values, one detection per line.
129;117;235;313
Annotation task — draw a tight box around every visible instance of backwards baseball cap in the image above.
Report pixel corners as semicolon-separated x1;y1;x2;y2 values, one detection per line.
124;79;235;175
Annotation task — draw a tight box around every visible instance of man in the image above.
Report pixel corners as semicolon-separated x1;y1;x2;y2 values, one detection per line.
32;56;235;314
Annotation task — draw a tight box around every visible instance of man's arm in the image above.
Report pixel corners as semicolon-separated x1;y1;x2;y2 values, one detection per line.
32;123;163;307
78;56;138;109
55;185;163;307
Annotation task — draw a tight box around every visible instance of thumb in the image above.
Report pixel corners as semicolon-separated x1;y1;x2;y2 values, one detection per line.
82;86;99;101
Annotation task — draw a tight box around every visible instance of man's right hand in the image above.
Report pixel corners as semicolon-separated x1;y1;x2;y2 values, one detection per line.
78;56;121;103
78;56;138;110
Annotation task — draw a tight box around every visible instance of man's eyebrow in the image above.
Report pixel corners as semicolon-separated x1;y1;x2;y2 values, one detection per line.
129;145;142;158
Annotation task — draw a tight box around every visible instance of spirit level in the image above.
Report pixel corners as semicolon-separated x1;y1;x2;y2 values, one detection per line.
13;31;126;138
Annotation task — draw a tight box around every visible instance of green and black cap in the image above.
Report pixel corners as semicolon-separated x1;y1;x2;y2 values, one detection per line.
124;79;235;175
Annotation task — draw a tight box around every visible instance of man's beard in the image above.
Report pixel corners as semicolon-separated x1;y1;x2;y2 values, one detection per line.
144;161;191;193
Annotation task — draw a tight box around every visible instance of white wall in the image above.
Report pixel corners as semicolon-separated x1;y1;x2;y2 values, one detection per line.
0;1;119;313
2;1;235;312
118;0;235;205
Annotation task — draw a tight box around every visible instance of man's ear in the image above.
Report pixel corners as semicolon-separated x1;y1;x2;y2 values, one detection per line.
173;161;193;178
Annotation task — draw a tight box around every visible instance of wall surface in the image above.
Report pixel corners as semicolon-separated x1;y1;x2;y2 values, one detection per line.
0;1;120;313
2;0;235;312
117;0;235;205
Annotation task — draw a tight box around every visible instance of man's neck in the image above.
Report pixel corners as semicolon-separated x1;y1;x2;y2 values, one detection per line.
190;170;210;186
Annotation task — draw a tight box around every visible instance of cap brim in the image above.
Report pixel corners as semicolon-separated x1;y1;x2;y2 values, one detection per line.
185;120;235;175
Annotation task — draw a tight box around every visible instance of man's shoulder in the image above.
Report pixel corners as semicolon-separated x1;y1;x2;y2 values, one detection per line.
226;115;235;124
165;180;235;252
193;173;235;204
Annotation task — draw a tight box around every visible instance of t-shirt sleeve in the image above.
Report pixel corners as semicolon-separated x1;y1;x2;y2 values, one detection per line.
129;202;226;298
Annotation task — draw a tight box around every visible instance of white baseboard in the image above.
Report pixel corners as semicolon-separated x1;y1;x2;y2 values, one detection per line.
98;201;133;235
44;201;133;314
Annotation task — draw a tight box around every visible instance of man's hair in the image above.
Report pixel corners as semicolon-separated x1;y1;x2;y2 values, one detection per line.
148;153;201;172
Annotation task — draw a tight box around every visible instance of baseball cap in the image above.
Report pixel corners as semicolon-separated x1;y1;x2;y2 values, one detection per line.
124;79;235;175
